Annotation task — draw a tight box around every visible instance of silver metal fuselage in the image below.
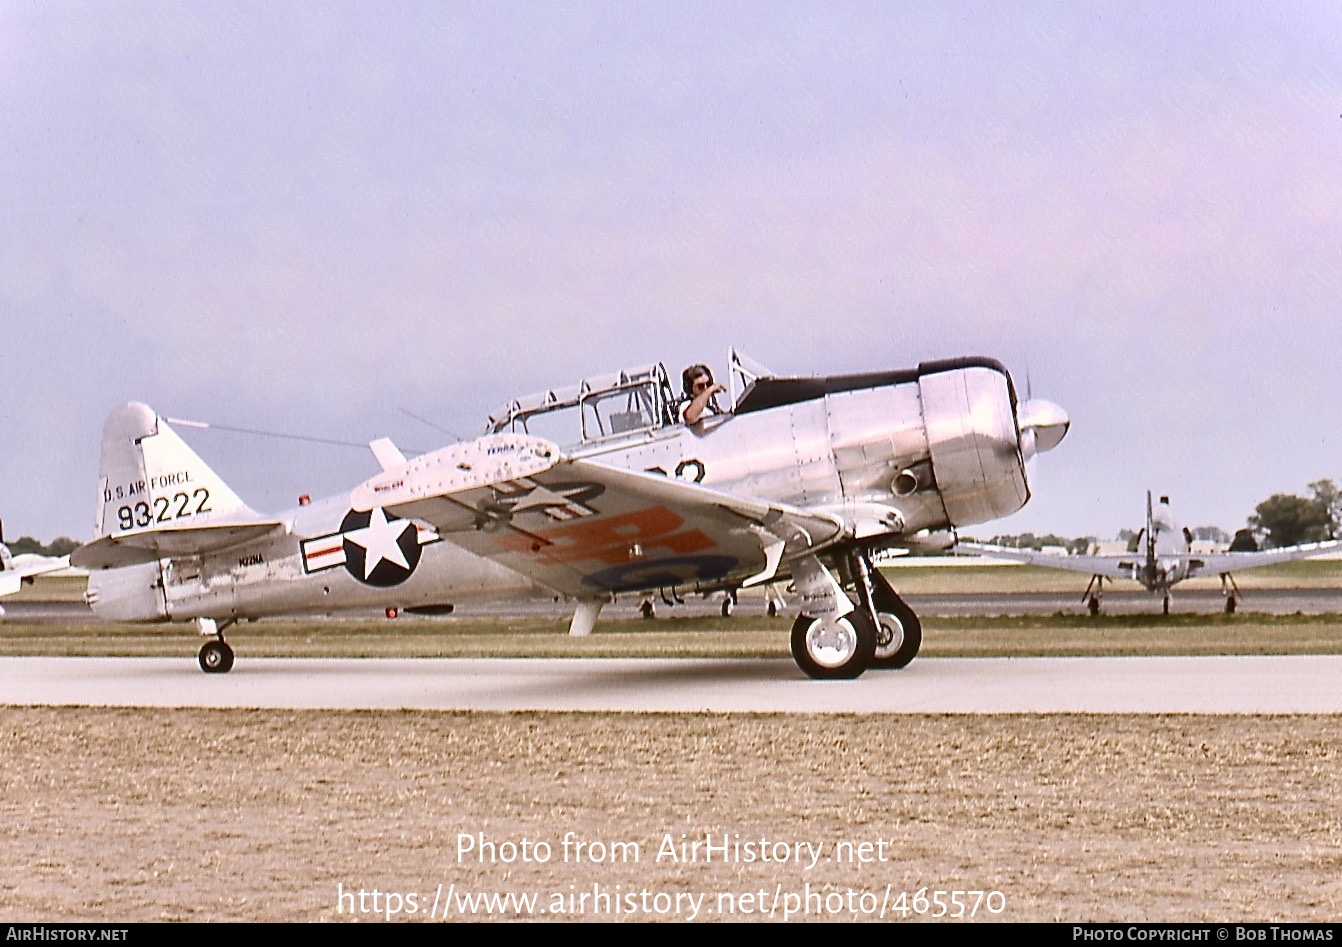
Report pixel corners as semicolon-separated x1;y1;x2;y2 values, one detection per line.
87;359;1034;623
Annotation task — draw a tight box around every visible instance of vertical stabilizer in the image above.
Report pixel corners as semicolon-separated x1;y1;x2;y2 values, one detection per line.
1144;490;1156;568
94;403;254;539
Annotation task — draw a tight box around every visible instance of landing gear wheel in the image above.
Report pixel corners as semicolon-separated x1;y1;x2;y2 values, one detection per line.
767;601;778;617
790;611;877;680
870;600;922;670
721;597;733;617
1087;595;1100;617
1162;595;1171;616
1225;595;1237;615
639;599;655;620
199;640;234;674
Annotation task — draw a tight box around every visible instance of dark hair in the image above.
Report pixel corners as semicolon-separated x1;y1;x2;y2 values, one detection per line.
682;364;712;396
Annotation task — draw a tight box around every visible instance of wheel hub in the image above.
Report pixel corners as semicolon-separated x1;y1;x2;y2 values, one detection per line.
805;618;857;669
874;614;904;659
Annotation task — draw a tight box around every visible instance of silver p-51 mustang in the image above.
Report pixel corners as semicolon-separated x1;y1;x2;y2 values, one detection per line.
959;491;1341;615
70;351;1068;679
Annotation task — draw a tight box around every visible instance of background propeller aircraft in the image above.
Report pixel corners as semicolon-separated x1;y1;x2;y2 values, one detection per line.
70;351;1068;679
958;491;1341;615
0;520;72;617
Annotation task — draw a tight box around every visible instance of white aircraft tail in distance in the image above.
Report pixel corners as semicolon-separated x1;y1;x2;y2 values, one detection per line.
957;491;1341;615
71;352;1069;679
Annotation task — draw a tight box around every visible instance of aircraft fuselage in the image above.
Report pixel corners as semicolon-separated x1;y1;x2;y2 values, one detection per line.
85;358;1040;624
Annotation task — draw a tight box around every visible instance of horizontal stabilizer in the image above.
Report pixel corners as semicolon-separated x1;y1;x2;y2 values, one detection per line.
72;521;285;569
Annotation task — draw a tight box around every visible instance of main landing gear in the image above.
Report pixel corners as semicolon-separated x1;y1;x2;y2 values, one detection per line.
788;548;922;680
1083;574;1104;616
196;617;236;674
1221;573;1240;614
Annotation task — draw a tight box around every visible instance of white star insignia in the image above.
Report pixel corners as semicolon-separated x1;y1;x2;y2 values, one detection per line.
344;508;412;579
506;483;588;513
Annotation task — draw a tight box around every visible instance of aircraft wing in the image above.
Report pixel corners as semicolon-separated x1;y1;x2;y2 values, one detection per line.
955;542;1144;579
1185;540;1342;578
0;554;73;597
352;434;848;597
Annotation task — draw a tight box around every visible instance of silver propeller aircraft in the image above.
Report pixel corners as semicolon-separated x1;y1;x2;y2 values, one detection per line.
958;491;1341;615
69;351;1068;679
0;520;71;617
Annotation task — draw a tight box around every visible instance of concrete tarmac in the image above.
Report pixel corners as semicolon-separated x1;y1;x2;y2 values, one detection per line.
3;654;1341;713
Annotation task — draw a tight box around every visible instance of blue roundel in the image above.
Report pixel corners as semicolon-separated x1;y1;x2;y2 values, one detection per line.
583;555;738;593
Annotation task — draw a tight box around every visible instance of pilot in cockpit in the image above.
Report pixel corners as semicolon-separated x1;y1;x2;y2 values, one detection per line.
678;364;726;424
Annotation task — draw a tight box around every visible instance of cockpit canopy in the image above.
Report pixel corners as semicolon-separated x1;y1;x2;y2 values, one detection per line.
484;350;780;448
485;363;682;448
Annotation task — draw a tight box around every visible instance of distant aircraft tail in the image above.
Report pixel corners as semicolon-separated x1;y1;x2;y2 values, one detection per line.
1144;490;1155;567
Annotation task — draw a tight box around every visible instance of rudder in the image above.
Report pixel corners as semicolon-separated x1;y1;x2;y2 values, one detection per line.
94;403;255;539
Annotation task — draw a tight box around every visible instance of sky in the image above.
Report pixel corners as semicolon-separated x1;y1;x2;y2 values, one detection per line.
2;1;1341;545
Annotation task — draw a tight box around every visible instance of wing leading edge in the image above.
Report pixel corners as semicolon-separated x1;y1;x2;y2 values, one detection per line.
1187;540;1342;578
954;542;1143;580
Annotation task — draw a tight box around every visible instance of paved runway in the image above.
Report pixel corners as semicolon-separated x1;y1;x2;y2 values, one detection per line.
4;655;1341;713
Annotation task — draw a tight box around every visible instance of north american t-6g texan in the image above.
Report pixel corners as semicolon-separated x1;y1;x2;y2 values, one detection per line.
958;491;1341;615
67;351;1069;679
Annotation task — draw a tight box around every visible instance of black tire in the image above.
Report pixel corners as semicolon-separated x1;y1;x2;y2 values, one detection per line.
1225;595;1237;615
1087;595;1100;617
640;599;655;620
767;601;777;617
866;568;922;669
870;604;923;670
790;611;877;680
721;598;733;617
199;640;234;674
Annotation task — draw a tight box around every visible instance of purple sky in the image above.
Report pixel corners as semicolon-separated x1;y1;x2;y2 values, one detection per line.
3;2;1341;543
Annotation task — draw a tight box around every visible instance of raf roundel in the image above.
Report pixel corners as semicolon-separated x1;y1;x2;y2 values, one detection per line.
339;507;422;587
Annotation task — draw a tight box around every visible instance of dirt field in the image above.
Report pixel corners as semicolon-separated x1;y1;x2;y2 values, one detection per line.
2;708;1339;923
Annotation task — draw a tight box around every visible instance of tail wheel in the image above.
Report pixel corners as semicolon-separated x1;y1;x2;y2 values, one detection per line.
790;611;877;680
199;640;234;674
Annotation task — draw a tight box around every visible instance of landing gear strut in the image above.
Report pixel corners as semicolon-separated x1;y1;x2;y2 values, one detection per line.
788;547;922;679
1083;574;1104;616
196;617;236;674
1221;573;1240;614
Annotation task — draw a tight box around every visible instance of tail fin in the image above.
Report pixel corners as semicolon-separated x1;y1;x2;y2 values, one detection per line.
1145;490;1156;566
93;403;256;539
